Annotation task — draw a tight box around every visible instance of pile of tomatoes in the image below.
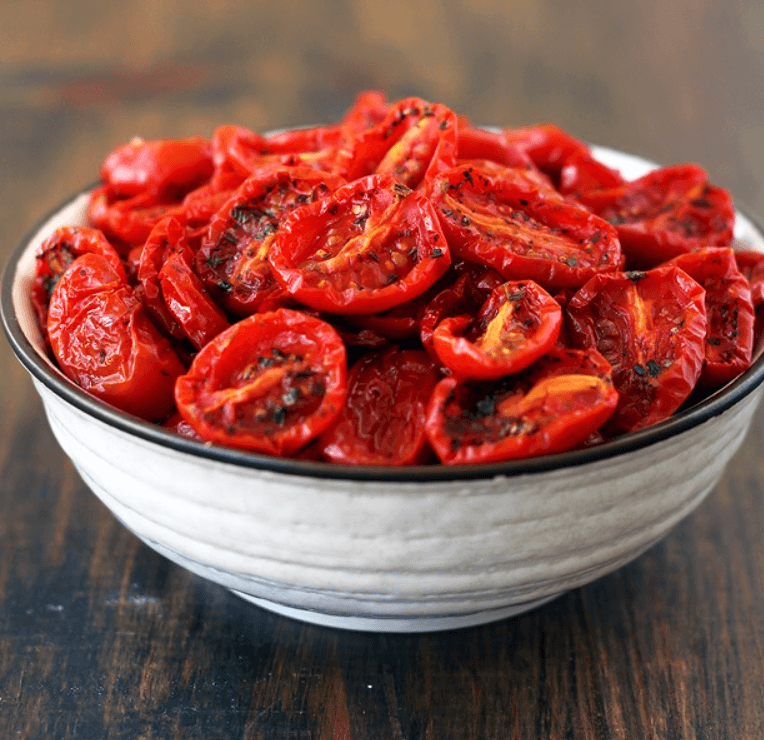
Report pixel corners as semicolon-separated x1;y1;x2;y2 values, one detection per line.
31;91;764;465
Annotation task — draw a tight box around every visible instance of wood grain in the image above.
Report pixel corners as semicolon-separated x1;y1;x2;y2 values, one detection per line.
2;1;764;737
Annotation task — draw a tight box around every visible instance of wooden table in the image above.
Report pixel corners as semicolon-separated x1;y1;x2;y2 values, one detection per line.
2;1;764;737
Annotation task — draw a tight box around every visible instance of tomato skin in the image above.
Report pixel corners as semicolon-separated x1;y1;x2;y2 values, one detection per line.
212;124;267;171
502;124;592;187
124;245;143;287
529;345;617;380
334;98;458;191
327;317;390;350
211;123;347;182
734;250;764;306
319;347;440;465
32;226;126;338
457;126;536;171
263;124;344;155
47;253;185;421
425;346;618;464
665;248;754;387
159;248;231;351
136;216;190;339
339;90;390;133
196;166;344;316
162;410;205;441
431;280;562;380
268;174;451;315
418;262;504;360
88;185;187;248
346;305;420;341
100;136;214;199
256;125;348;175
558;150;626;198
577;164;735;267
35;93;758;465
180;181;241;230
432;163;623;290
174;309;347;456
91;135;233;248
567;266;708;433
346;264;491;342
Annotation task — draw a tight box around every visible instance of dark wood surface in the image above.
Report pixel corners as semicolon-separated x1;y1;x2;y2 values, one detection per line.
2;2;764;737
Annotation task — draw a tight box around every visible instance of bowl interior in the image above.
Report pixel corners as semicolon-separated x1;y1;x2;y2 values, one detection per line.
5;146;764;483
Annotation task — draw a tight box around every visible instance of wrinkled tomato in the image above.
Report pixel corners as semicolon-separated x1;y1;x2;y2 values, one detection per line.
210;124;268;185
456;126;536;171
432;163;622;289
88;185;188;248
734;250;764;306
31;91;759;467
47;253;185;420
339;90;390;134
567;266;707;433
334;97;458;191
159;247;230;350
100;135;214;199
419;261;505;359
346;263;492;341
31;226;126;338
558;149;626;198
578;164;735;267
665;248;754;386
319;347;439;465
425;346;618;464
174;309;347;455
502;124;592;187
196;166;345;316
431;280;562;379
268;174;451;314
90;136;217;247
136;216;190;338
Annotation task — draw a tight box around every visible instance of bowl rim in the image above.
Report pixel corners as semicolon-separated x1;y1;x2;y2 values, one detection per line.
4;180;764;483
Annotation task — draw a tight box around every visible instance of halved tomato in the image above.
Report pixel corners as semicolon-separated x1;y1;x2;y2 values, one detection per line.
175;309;347;455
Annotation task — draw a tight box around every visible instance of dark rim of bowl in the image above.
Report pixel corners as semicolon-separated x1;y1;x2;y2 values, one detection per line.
4;184;764;483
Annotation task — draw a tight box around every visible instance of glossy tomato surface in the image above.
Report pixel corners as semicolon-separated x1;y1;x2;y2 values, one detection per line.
175;309;347;455
268;174;451;314
25;90;757;469
425;347;618;464
578;164;735;268
432;163;623;289
666;248;754;386
47;253;185;421
431;280;562;380
196;166;344;316
320;347;440;465
567;266;708;433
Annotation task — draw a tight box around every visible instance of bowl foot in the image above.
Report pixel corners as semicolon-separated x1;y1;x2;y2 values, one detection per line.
230;590;561;632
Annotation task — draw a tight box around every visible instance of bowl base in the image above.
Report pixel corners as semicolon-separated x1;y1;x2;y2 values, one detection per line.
230;589;561;632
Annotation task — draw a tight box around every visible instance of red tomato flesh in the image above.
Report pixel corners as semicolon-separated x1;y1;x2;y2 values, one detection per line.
268;174;451;314
567;266;708;433
431;280;562;380
425;347;618;464
432;163;623;290
665;248;754;387
320;347;440;465
174;309;347;455
47;253;185;421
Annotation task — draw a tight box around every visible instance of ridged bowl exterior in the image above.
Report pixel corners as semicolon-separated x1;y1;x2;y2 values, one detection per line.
4;145;764;631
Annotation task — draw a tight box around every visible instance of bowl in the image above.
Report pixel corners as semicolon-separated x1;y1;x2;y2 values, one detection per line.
4;146;764;633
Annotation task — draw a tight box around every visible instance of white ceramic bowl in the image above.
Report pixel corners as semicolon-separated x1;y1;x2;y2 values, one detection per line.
4;147;764;632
